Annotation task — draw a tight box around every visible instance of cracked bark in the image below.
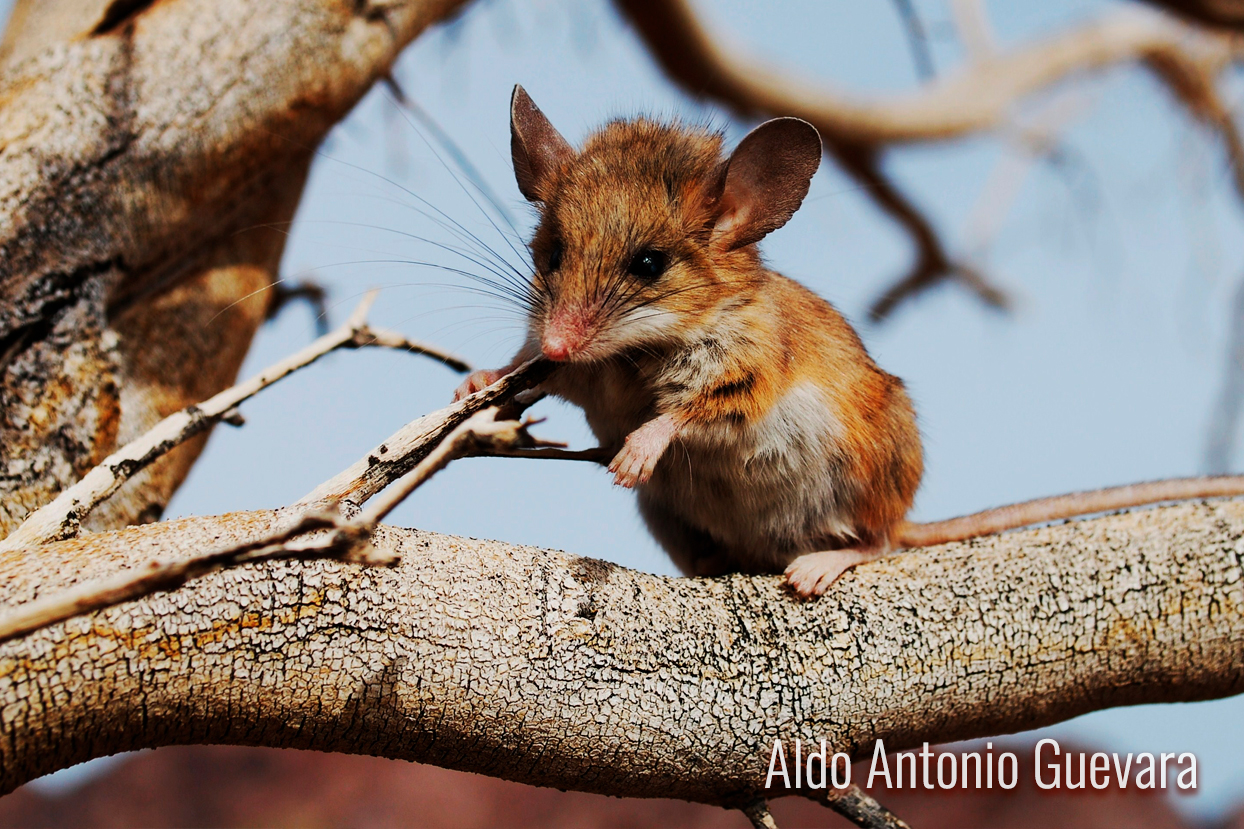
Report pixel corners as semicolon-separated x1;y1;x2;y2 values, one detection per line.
0;0;470;539
1;500;1241;807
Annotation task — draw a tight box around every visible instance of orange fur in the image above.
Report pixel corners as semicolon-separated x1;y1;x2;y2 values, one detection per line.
454;87;1244;598
464;87;923;595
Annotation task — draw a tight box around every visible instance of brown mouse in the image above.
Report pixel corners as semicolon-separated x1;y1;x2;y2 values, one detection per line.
456;85;1244;597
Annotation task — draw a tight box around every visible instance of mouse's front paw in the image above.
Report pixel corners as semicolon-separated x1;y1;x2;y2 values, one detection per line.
608;441;655;488
607;415;679;488
453;368;506;402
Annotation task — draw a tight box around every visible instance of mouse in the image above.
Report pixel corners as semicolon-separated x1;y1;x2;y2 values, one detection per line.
455;85;1244;598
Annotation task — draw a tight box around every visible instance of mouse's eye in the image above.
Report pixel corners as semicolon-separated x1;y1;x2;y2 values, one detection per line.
547;241;564;272
627;249;667;280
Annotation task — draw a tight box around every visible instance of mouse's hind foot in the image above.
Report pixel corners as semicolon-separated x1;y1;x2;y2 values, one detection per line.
783;546;886;598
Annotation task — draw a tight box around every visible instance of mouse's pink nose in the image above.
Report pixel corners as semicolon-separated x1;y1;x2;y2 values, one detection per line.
542;333;573;362
542;309;589;361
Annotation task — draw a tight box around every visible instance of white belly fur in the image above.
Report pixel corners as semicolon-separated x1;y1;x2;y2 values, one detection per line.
642;383;855;568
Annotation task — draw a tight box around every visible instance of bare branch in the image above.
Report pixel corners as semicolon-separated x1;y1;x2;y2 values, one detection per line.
950;0;998;61
356;409;559;526
267;277;331;336
0;290;468;552
1205;271;1244;472
486;446;613;464
890;0;937;81
741;799;780;829
619;1;1239;145
820;787;913;829
299;359;556;510
1142;38;1244;202
1142;0;1244;31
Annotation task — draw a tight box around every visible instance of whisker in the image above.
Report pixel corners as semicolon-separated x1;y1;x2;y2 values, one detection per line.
381;87;532;270
262;218;529;296
257;126;532;284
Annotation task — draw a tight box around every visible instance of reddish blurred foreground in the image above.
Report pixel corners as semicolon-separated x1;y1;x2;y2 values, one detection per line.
0;742;1227;829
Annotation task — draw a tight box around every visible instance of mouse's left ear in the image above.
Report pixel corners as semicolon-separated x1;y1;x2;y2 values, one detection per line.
711;118;821;251
511;85;574;203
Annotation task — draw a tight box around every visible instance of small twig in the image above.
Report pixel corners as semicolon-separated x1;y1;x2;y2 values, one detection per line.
741;799;780;829
267;277;330;336
1204;270;1244;472
962;88;1097;261
0;505;394;646
820;783;911;829
484;446;612;464
950;0;997;61
0;290;469;551
299;358;556;510
891;0;937;81
1142;42;1244;203
355;408;559;526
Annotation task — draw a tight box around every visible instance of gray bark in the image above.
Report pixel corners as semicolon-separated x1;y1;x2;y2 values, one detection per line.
0;0;468;539
2;500;1240;805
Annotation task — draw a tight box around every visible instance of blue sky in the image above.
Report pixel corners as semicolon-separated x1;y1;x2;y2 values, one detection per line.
9;0;1244;819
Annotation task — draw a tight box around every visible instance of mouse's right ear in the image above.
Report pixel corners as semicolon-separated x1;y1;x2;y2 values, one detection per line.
711;118;821;251
510;85;574;203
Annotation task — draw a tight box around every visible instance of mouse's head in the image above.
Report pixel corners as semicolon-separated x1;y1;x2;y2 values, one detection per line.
510;85;821;364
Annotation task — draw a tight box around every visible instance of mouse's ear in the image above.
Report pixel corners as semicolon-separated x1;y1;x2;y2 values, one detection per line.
511;85;574;203
711;118;821;251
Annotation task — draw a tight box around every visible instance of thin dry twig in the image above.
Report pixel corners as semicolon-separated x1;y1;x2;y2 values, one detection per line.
951;0;997;61
0;290;469;552
355;408;561;525
298;358;556;509
890;0;936;81
821;784;913;829
267;277;331;336
485;445;611;463
1204;270;1244;472
961;88;1098;263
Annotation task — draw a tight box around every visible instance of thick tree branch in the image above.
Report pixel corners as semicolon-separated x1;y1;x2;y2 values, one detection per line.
1143;0;1244;31
0;0;474;539
0;507;379;646
1;499;1240;811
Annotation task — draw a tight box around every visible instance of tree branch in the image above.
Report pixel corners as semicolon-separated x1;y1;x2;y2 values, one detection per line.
0;0;476;538
298;359;556;511
1;499;1240;813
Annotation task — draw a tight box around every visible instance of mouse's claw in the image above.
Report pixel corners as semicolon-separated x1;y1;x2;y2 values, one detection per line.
608;443;652;488
453;368;506;402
